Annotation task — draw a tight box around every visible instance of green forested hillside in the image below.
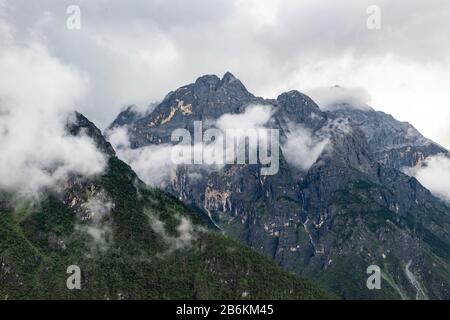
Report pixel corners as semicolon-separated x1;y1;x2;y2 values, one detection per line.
0;157;330;300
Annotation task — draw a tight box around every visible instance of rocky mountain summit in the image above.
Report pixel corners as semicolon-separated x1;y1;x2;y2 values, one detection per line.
109;72;450;299
330;106;446;169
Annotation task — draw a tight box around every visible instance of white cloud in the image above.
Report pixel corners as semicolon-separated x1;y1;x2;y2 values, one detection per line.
76;224;112;252
82;193;114;224
0;21;106;197
106;124;180;186
403;154;450;203
106;126;130;150
307;86;371;111
282;125;329;171
148;213;197;252
216;104;274;130
108;104;277;186
120;144;177;187
74;191;115;252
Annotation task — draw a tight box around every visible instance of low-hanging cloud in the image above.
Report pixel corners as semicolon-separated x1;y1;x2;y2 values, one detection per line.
77;192;114;252
215;104;274;130
148;212;198;253
307;86;371;111
0;21;106;198
403;154;450;203
107;104;276;186
81;192;115;224
105;125;178;186
107;126;203;187
106;126;130;150
282;125;329;171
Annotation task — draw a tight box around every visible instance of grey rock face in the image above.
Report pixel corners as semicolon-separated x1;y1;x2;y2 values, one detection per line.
329;107;447;169
109;73;450;299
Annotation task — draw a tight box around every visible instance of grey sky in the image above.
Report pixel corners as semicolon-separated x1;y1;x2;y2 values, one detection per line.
1;0;450;147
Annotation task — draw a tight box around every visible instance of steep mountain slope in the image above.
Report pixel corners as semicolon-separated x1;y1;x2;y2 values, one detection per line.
109;73;450;299
329;106;447;169
0;112;330;300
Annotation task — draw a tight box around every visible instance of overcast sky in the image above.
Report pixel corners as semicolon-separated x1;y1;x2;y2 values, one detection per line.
1;0;450;147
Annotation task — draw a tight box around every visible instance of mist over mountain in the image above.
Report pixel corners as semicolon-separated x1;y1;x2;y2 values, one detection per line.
1;0;450;303
108;72;450;299
0;111;329;300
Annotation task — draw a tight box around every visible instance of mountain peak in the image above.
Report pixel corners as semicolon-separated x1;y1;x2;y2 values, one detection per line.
277;90;322;113
194;74;221;87
192;72;248;93
221;71;237;83
68;111;116;156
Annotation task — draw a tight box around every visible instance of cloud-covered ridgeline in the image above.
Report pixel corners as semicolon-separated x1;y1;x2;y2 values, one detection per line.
0;19;106;198
307;86;372;111
1;0;450;203
106;103;333;186
106;104;277;186
1;0;450;149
